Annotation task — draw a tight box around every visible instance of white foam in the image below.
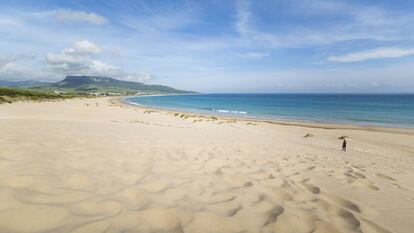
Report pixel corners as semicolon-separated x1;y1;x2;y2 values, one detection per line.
214;109;247;114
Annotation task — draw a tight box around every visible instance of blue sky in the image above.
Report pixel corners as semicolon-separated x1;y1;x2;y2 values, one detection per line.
1;0;414;93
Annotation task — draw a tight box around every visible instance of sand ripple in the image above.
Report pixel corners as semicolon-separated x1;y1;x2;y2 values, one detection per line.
0;98;413;233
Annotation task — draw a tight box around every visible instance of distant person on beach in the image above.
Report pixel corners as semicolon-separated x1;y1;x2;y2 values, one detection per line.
342;139;347;152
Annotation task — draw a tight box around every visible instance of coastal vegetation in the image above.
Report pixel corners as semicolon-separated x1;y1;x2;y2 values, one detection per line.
0;75;193;103
0;87;80;103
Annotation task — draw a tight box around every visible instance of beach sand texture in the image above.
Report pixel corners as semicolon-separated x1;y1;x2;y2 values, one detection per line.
0;98;413;233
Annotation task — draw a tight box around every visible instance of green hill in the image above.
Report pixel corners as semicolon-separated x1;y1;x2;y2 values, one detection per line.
29;75;193;95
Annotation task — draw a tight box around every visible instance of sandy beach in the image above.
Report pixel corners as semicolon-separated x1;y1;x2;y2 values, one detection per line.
0;97;413;233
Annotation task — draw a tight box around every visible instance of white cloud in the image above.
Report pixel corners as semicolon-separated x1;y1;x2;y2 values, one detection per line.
238;52;269;59
54;9;107;25
231;0;414;49
46;40;107;75
0;53;56;81
0;62;19;73
123;74;154;83
46;53;94;73
235;0;252;36
117;2;197;33
0;61;38;81
89;60;118;74
327;48;414;62
63;40;101;55
45;40;152;82
46;42;119;76
0;55;26;80
75;40;101;54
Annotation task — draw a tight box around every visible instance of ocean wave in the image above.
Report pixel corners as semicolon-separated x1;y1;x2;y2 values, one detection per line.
213;109;247;114
127;101;143;107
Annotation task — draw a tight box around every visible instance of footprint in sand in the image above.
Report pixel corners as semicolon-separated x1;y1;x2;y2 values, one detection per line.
306;166;316;171
359;218;393;233
196;192;237;204
250;201;285;226
205;201;243;217
312;196;365;232
330;208;360;231
272;211;316;233
353;172;366;179
299;180;321;195
348;179;380;191
376;173;397;181
320;193;361;214
343;169;379;191
391;183;403;189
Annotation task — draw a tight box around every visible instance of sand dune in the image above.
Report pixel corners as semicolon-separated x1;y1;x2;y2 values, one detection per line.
0;97;413;233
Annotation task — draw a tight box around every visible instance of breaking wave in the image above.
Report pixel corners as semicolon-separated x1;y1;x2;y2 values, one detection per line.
212;109;248;114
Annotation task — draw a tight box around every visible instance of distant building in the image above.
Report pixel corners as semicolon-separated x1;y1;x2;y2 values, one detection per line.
88;92;102;96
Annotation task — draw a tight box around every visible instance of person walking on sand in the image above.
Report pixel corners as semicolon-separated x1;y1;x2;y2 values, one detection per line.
342;139;347;152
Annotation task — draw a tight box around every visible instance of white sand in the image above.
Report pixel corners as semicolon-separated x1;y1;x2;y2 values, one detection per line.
0;97;413;233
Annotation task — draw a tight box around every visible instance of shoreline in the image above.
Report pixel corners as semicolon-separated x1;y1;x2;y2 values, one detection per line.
118;96;414;135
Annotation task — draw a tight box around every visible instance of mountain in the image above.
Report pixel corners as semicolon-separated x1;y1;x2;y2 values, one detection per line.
1;76;192;94
0;80;49;87
47;75;191;94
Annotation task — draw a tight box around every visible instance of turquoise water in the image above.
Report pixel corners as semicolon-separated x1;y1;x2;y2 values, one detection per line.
126;94;414;128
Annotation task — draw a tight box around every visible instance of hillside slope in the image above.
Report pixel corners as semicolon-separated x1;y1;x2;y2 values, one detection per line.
49;76;189;94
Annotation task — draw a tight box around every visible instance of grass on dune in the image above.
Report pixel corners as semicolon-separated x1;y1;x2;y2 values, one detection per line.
0;87;81;103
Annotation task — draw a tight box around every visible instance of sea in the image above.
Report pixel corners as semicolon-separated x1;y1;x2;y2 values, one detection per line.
125;94;414;128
